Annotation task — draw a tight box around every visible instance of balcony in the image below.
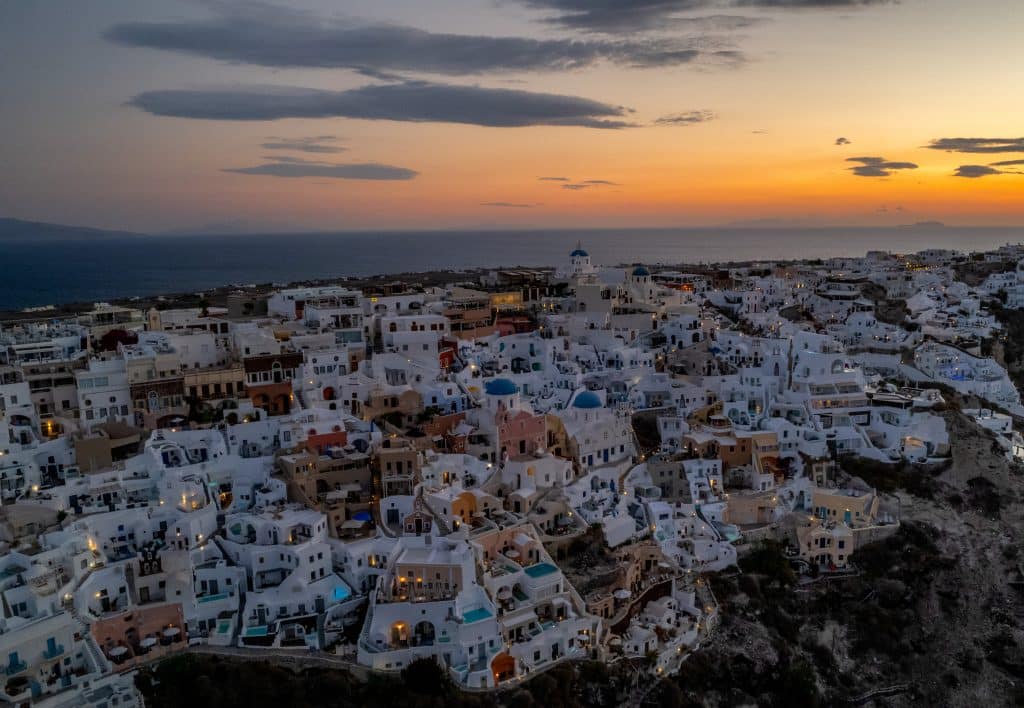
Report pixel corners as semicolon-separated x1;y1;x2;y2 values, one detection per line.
4;659;27;676
43;643;65;660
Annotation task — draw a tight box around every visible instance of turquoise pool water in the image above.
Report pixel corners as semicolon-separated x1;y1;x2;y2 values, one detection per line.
332;585;351;601
217;620;231;634
462;607;493;624
244;625;268;637
198;592;228;604
523;562;558;579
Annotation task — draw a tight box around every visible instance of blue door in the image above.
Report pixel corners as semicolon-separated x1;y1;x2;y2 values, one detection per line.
46;637;58;656
844;510;852;524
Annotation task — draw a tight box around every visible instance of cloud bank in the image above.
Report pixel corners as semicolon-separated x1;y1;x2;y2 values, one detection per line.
953;165;1002;178
925;137;1024;154
261;136;345;153
561;179;620;190
846;156;918;177
519;0;893;32
106;5;739;75
130;81;634;129
224;157;417;180
655;110;717;126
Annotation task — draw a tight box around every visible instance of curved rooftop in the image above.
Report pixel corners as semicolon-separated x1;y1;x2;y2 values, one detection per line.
572;390;603;409
570;248;589;257
485;378;519;396
632;265;650;277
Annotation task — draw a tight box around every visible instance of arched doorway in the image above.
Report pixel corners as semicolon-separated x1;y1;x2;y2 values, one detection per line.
389;621;408;647
412;620;435;646
491;652;515;683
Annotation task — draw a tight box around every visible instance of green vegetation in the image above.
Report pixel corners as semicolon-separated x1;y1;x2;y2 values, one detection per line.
737;540;796;588
838;454;943;498
137;655;485;708
667;524;971;706
988;300;1024;387
137;655;632;708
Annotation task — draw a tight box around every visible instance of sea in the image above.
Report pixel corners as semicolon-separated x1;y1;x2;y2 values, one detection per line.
3;225;1023;311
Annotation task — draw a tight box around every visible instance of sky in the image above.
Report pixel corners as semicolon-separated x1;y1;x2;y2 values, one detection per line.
0;0;1022;233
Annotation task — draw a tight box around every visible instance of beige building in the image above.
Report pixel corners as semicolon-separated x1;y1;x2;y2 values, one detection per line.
378;438;420;497
795;486;899;570
443;287;496;340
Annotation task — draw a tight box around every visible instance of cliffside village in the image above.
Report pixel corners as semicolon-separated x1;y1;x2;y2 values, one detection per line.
4;241;1024;705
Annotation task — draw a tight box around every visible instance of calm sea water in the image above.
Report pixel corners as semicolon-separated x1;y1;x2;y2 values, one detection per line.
2;226;1022;310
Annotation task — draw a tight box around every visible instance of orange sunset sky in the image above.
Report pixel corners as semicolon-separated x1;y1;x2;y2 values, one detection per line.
1;0;1022;233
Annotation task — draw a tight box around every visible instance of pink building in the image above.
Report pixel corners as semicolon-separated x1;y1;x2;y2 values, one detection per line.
497;407;546;459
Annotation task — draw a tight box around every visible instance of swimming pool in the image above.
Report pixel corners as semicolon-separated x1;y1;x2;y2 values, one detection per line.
523;562;558;579
244;625;268;637
353;510;372;522
332;585;351;602
462;607;493;624
198;592;228;604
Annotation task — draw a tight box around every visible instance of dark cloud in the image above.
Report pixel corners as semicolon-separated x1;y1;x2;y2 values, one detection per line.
481;202;538;208
925;137;1024;154
654;110;716;126
533;11;768;33
835;136;851;146
262;135;345;153
519;0;892;33
990;158;1024;167
258;155;314;164
223;157;417;180
538;176;570;181
129;81;634;129
846;156;918;177
106;5;737;75
561;179;619;189
953;165;1006;179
